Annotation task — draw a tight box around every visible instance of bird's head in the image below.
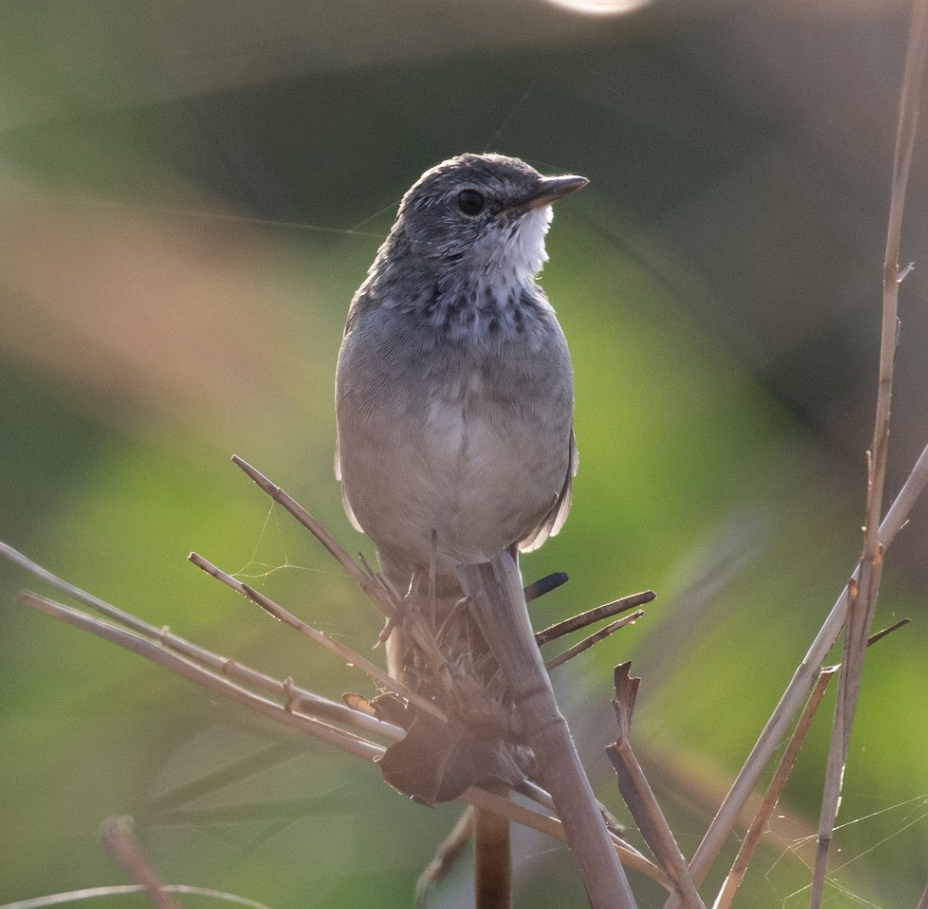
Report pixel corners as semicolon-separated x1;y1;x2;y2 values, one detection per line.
394;153;588;284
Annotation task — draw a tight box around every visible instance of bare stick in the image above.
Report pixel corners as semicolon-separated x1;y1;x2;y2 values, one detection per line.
6;539;662;889
916;878;928;909
474;786;512;909
99;817;181;909
416;808;475;907
465;784;664;885
12;581;659;882
546;612;644;671
866;617;910;647
232;455;371;587
712;617;908;909
458;553;639;909
230;457;465;713
0;885;271;909
535;590;655;645
662;439;928;909
608;664;704;909
188;551;445;721
811;3;928;903
17;591;386;763
0;540;168;637
0;537;400;741
711;667;836;909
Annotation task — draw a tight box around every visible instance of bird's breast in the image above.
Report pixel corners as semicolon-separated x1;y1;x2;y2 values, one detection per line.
336;299;571;567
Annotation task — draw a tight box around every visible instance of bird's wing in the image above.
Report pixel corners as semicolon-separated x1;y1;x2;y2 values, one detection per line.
517;427;577;553
333;435;365;533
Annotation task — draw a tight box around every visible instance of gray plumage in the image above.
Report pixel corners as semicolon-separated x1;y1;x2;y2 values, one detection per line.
335;152;583;606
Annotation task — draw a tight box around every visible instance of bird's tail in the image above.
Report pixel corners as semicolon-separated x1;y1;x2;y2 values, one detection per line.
378;555;516;909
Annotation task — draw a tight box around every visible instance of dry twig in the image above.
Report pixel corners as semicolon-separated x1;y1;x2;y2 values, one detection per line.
662;440;928;909
187;550;443;720
712;618;908;909
546;612;645;671
1;529;662;891
607;663;704;909
0;886;271;909
811;1;928;903
711;668;836;909
458;555;639;909
535;590;655;645
99;817;182;909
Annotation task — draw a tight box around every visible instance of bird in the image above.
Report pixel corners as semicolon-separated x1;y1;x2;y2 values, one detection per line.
335;152;585;661
334;152;586;906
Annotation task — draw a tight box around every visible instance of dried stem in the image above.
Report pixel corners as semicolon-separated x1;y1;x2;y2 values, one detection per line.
711;619;907;909
16;591;387;762
546;611;644;671
458;554;639;909
231;456;468;717
608;664;704;909
810;2;928;904
232;455;370;588
416;808;476;906
99;817;182;909
474;787;512;909
535;590;655;645
662;439;928;909
0;539;401;742
187;550;444;720
0;886;272;909
711;667;836;909
6;548;661;887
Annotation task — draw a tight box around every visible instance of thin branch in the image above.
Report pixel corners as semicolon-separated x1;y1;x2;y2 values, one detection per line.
608;664;704;909
474;786;512;909
187;551;445;721
99;817;182;909
546;611;644;671
866;617;910;647
16;591;386;763
10;570;661;884
711;618;908;909
0;540;393;737
811;2;928;903
711;667;836;909
463;781;665;886
0;886;272;909
459;554;639;909
230;458;472;717
416;808;475;907
0;540;165;637
232;455;373;589
662;438;928;909
6;553;402;742
535;590;655;645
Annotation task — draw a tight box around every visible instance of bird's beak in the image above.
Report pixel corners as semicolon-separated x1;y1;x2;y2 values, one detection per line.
499;174;589;218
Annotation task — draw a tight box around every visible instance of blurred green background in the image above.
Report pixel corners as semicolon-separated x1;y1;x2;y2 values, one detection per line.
1;1;927;907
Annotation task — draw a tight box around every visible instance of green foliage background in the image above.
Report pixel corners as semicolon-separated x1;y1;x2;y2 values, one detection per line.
1;2;927;907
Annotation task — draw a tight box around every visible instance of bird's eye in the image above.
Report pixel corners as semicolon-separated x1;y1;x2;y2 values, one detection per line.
457;189;485;216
